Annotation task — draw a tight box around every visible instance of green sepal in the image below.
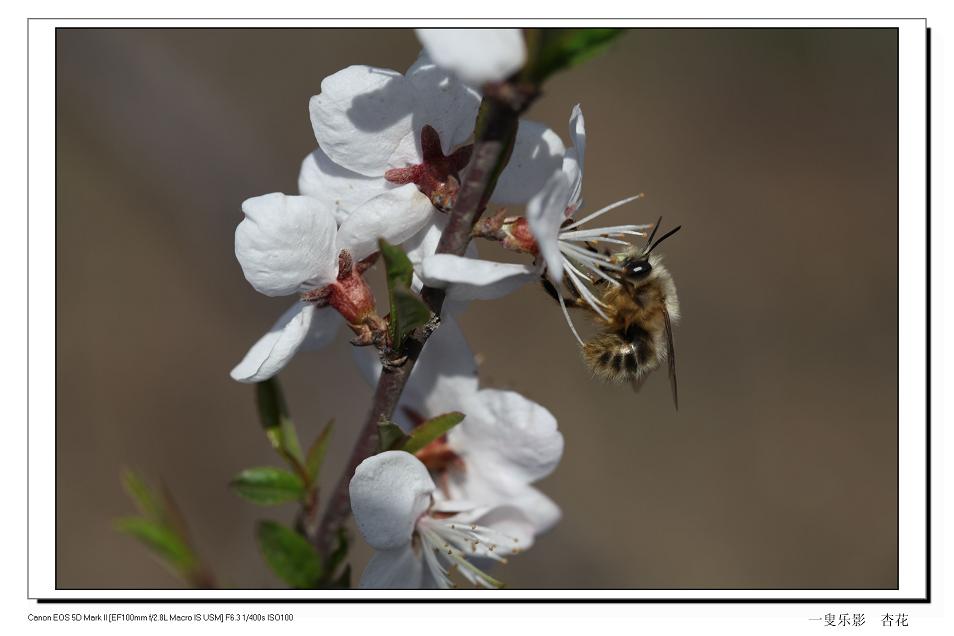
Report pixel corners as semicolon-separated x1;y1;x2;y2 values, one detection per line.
120;468;164;521
377;418;409;453
256;521;323;589
305;419;334;485
402;411;466;455
379;239;431;349
255;377;304;465
230;467;305;505
523;28;625;83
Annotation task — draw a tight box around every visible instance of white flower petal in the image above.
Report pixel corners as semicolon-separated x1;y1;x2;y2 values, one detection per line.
415;29;526;87
474;505;536;551
450;388;564;485
403;215;446;269
310;65;419;177
526;170;572;283
235;194;339;297
359;546;423;589
350;451;435;551
230;302;339;383
406;53;481;152
353;314;478;429
492;120;565;205
301;306;344;352
561;149;582;217
566;104;586;210
419;254;536;301
298;149;393;224
403;315;479;417
510;486;561;534
403;214;480;269
335;184;436;261
405;49;433;76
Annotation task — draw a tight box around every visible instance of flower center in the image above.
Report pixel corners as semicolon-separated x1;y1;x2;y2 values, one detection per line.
301;250;388;347
415;515;520;589
404;407;464;476
384;125;473;213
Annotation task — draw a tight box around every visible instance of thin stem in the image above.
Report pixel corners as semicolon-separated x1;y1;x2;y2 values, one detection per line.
312;84;536;559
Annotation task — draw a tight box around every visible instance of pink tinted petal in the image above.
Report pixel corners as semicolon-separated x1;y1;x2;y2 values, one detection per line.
350;451;435;551
492;120;565;205
526;171;572;284
309;65;420;177
298;149;393;224
415;29;526;87
335;184;437;261
235;193;339;297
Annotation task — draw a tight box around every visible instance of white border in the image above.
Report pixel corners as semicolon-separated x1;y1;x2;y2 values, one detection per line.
27;18;928;601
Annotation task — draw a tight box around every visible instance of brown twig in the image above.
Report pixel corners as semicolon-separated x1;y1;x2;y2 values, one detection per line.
312;84;537;559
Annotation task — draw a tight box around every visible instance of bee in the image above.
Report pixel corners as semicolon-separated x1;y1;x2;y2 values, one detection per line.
546;218;681;408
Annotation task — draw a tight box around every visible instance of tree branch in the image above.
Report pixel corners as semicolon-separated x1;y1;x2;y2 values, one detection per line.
312;85;536;559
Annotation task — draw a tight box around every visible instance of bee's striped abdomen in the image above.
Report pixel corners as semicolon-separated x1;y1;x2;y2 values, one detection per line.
582;330;658;384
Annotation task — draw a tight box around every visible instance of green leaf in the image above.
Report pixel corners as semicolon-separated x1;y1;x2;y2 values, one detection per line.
305;419;334;485
523;28;625;83
402;411;466;455
392;288;431;347
255;378;304;465
230;467;305;505
377;418;408;453
121;469;164;521
115;517;195;572
256;521;323;589
379;239;431;348
379;238;415;288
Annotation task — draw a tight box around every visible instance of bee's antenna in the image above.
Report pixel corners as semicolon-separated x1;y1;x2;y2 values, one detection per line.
643;216;663;253
645;225;682;255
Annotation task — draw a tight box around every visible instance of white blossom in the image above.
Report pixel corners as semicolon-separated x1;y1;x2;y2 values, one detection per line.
355;317;563;534
230;189;431;382
300;55;565;277
350;450;535;588
415;29;527;87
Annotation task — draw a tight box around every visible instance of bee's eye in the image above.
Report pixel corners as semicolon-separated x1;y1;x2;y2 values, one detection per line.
627;260;652;279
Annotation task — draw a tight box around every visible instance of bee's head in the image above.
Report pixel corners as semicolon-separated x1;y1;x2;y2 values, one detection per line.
623;257;653;281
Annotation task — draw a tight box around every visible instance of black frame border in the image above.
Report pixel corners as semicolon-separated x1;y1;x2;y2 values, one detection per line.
31;19;931;604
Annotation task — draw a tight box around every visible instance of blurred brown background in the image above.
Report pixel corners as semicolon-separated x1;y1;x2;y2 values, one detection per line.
55;28;898;589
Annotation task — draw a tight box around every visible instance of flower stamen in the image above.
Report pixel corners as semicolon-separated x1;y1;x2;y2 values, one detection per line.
416;515;516;589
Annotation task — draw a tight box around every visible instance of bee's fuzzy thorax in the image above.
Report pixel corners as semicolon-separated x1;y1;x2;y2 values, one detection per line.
579;252;679;387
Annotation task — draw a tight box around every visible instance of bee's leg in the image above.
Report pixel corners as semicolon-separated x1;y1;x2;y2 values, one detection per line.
583;240;613;259
541;279;585;308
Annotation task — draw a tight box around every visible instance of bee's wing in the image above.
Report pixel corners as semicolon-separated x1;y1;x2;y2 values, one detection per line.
663;307;678;410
